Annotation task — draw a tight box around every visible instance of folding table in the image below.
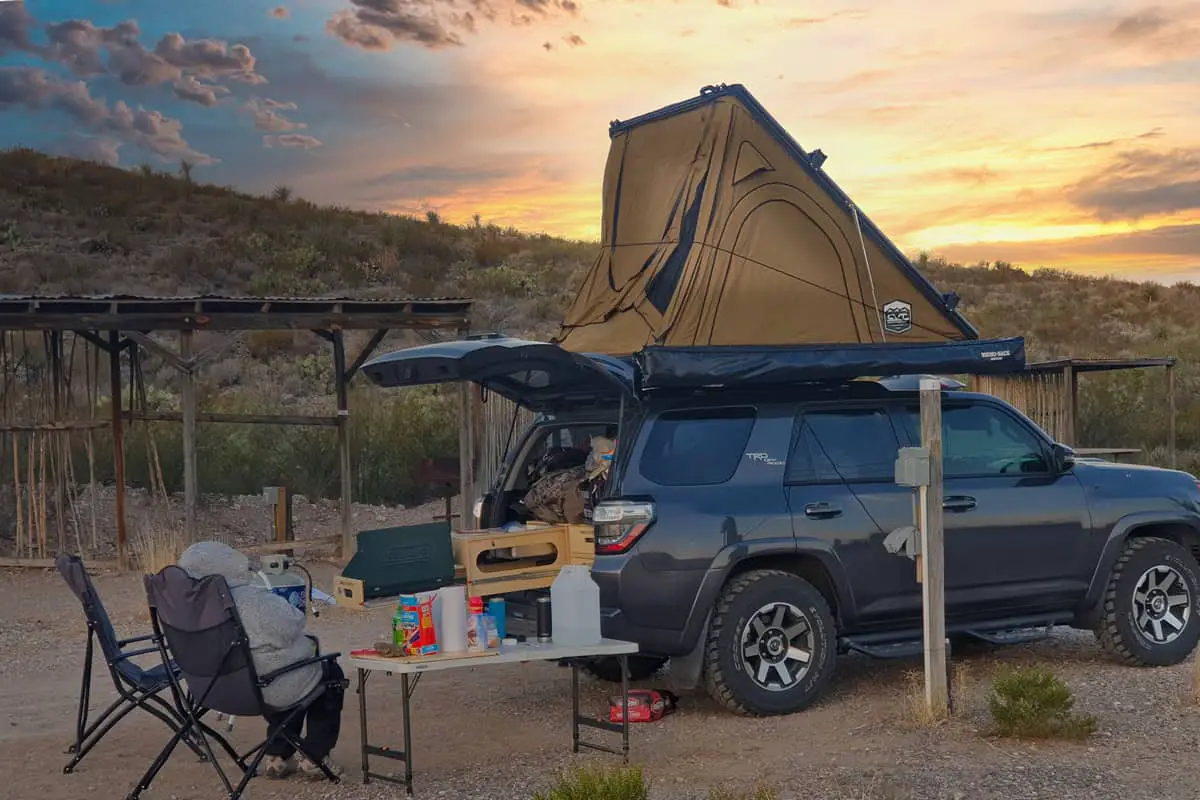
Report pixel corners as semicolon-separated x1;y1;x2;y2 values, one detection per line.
350;638;639;794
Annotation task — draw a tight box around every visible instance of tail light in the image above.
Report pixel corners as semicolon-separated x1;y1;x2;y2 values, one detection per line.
593;500;655;555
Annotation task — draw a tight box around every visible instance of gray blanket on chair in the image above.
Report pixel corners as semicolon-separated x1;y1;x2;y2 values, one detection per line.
177;541;321;709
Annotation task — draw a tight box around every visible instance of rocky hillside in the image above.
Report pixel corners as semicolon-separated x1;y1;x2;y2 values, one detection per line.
0;146;1196;497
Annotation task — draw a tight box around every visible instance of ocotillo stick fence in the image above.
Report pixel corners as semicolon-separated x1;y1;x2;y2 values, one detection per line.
0;295;473;567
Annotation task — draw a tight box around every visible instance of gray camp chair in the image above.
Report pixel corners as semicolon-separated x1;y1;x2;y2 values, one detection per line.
127;565;344;800
55;554;205;774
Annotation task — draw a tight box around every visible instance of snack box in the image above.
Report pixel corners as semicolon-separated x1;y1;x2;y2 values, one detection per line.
394;593;439;656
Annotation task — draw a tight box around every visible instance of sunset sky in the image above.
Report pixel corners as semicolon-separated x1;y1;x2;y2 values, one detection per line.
1;0;1197;281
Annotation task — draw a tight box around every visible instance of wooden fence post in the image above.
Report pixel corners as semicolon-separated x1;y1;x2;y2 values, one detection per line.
919;377;948;716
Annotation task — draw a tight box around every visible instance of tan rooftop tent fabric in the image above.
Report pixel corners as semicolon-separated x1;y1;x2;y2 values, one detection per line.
555;84;976;356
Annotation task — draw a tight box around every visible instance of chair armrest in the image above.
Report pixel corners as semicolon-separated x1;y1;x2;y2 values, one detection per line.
304;633;321;652
117;634;156;647
111;646;160;663
258;652;341;687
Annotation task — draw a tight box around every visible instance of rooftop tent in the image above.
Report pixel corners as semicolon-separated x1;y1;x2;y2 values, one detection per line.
554;83;977;356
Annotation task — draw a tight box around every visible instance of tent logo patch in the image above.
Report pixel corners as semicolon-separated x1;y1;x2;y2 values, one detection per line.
882;300;912;334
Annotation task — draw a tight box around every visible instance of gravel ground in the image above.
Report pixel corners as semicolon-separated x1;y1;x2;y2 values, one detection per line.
3;559;1200;800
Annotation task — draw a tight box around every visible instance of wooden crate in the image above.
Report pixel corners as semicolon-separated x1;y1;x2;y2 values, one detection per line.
330;575;398;611
452;524;594;597
332;575;365;609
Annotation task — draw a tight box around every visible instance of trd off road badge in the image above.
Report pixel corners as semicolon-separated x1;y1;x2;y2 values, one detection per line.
882;300;912;335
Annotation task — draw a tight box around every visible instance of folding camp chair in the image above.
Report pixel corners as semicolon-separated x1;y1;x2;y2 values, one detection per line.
128;565;345;800
55;554;205;774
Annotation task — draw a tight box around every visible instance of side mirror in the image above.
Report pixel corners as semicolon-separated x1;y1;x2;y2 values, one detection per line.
1051;443;1076;472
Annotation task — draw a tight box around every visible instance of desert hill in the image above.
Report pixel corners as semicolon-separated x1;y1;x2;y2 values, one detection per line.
0;147;1196;503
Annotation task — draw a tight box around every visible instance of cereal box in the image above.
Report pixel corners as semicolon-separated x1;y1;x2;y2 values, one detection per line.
394;593;439;656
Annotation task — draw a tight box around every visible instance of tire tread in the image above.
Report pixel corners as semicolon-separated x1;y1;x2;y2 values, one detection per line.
1095;535;1184;664
703;568;833;716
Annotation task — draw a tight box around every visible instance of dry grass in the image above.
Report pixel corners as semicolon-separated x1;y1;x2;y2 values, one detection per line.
129;521;185;574
951;660;976;714
1189;657;1200;706
901;660;976;726
902;668;950;727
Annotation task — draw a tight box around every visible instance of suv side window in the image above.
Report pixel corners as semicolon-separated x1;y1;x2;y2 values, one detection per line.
788;408;900;483
639;407;756;486
898;403;1049;477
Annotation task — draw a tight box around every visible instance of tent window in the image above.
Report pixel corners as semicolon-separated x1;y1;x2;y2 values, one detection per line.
639;407;756;487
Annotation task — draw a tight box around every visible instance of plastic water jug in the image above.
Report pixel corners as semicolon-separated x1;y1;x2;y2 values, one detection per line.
550;565;602;647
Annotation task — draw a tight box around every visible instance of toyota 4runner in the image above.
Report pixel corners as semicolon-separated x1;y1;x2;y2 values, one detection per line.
364;336;1200;716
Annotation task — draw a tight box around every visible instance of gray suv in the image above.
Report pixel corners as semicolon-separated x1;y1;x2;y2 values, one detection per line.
365;336;1200;716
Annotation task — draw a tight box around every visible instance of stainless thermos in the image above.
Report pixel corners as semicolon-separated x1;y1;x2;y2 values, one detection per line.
536;595;552;643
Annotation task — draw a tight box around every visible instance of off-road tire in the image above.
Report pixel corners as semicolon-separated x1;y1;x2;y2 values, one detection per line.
579;655;668;683
704;569;837;716
1095;536;1200;666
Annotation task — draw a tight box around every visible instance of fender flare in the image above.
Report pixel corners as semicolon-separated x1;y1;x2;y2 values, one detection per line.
678;538;855;656
1080;511;1200;618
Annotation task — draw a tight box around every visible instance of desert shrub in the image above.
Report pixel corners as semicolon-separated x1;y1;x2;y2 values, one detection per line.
987;666;1096;740
532;767;648;800
77;385;458;507
245;330;302;359
472;231;524;266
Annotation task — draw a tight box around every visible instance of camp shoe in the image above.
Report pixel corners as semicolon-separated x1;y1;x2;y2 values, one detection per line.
261;755;297;779
297;755;344;780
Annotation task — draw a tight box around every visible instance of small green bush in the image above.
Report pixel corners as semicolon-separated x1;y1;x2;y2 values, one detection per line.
987;666;1097;740
532;766;649;800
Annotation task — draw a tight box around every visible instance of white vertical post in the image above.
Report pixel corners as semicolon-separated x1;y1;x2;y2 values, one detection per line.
919;377;948;715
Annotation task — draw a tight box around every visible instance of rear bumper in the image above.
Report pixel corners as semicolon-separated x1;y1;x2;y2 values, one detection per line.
501;575;692;658
591;552;695;657
597;606;689;657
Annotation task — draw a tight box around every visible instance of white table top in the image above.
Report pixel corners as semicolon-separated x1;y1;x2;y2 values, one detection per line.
348;638;638;675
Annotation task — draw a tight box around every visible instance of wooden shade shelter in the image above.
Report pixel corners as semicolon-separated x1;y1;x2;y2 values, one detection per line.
0;295;472;566
970;356;1177;466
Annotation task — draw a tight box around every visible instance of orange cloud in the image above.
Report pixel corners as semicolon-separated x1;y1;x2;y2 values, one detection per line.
307;0;1200;281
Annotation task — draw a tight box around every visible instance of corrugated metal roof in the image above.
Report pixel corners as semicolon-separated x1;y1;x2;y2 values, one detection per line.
0;294;474;331
1026;357;1176;373
0;293;471;304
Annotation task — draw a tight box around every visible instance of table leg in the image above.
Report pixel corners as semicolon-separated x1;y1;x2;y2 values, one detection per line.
402;673;414;795
571;662;580;754
619;654;630;764
571;657;633;761
358;671;417;793
357;669;369;784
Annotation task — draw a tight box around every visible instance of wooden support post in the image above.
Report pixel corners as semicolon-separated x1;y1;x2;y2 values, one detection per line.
919;377;948;717
343;329;389;383
1168;363;1177;469
332;331;353;560
1061;365;1076;446
180;330;197;543
109;332;128;570
266;485;295;557
275;486;293;543
453;326;475;531
458;383;474;531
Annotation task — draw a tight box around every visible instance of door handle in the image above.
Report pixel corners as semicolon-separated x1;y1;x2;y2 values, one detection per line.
804;502;843;519
943;496;977;512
